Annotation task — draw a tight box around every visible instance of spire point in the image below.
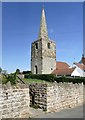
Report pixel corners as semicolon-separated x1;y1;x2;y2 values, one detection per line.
42;5;44;10
38;6;48;40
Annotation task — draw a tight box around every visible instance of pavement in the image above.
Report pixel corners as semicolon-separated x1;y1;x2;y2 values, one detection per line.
29;104;83;118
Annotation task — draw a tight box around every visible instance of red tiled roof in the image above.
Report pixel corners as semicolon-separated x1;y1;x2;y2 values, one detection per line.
52;68;75;75
52;61;85;76
52;61;74;75
56;62;70;69
74;63;85;71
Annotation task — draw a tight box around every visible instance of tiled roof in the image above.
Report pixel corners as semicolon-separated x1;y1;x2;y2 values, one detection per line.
52;67;75;75
56;61;70;69
52;61;85;75
52;61;74;75
74;63;85;71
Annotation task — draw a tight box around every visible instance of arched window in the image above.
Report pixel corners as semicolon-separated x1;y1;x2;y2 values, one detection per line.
35;65;38;74
47;43;50;49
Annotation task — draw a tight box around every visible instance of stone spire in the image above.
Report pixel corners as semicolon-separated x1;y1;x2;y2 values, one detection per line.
38;6;48;40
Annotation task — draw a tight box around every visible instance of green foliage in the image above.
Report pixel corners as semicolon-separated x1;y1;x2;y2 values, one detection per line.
0;67;2;73
16;69;20;74
2;70;7;75
23;71;32;74
2;73;18;85
25;74;56;82
55;77;85;84
24;74;85;84
2;76;9;84
6;73;16;85
22;78;46;83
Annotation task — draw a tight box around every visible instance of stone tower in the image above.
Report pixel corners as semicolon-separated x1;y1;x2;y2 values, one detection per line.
31;7;56;74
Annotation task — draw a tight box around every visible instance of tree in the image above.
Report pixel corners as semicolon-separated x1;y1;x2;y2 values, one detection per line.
0;67;2;73
2;70;7;75
16;69;20;74
7;74;16;85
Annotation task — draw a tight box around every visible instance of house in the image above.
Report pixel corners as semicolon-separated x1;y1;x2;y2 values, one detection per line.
71;63;85;77
79;54;85;65
52;61;85;77
52;62;75;76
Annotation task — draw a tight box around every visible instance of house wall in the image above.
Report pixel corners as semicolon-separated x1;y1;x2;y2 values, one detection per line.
71;66;85;77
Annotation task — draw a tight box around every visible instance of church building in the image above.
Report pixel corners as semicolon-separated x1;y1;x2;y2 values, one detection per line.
31;7;56;74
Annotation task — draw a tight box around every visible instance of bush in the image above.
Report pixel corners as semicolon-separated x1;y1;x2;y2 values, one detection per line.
23;71;32;74
25;74;85;84
2;76;9;84
25;74;56;82
6;73;16;85
55;77;85;84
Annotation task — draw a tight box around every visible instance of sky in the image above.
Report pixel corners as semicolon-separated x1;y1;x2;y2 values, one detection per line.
2;2;83;73
0;2;2;69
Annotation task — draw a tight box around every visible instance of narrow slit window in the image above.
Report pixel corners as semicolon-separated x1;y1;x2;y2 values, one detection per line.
35;65;38;74
47;43;50;49
35;43;38;49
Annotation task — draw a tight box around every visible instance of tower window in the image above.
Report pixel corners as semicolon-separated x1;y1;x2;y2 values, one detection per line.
35;65;38;74
35;43;38;49
47;43;50;49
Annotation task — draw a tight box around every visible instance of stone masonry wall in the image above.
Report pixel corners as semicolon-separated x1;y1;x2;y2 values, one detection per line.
47;82;84;112
29;83;47;110
0;84;30;119
0;82;84;119
31;38;56;74
29;82;84;113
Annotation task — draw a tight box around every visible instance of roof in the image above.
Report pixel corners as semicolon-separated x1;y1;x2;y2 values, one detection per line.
52;61;74;75
56;61;70;69
74;63;85;71
52;67;75;75
82;57;85;65
79;55;85;65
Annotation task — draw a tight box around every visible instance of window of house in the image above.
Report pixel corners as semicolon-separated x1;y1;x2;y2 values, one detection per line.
35;43;38;49
47;43;50;49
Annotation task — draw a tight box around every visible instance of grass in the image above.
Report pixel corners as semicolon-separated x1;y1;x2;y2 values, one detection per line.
1;74;51;85
22;78;49;84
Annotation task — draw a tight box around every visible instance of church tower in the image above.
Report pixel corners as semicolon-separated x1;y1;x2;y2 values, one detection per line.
31;7;56;74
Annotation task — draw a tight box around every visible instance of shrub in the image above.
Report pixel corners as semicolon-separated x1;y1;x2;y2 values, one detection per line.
25;74;85;84
2;76;9;84
23;71;32;74
6;73;16;85
55;77;85;84
25;74;56;82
